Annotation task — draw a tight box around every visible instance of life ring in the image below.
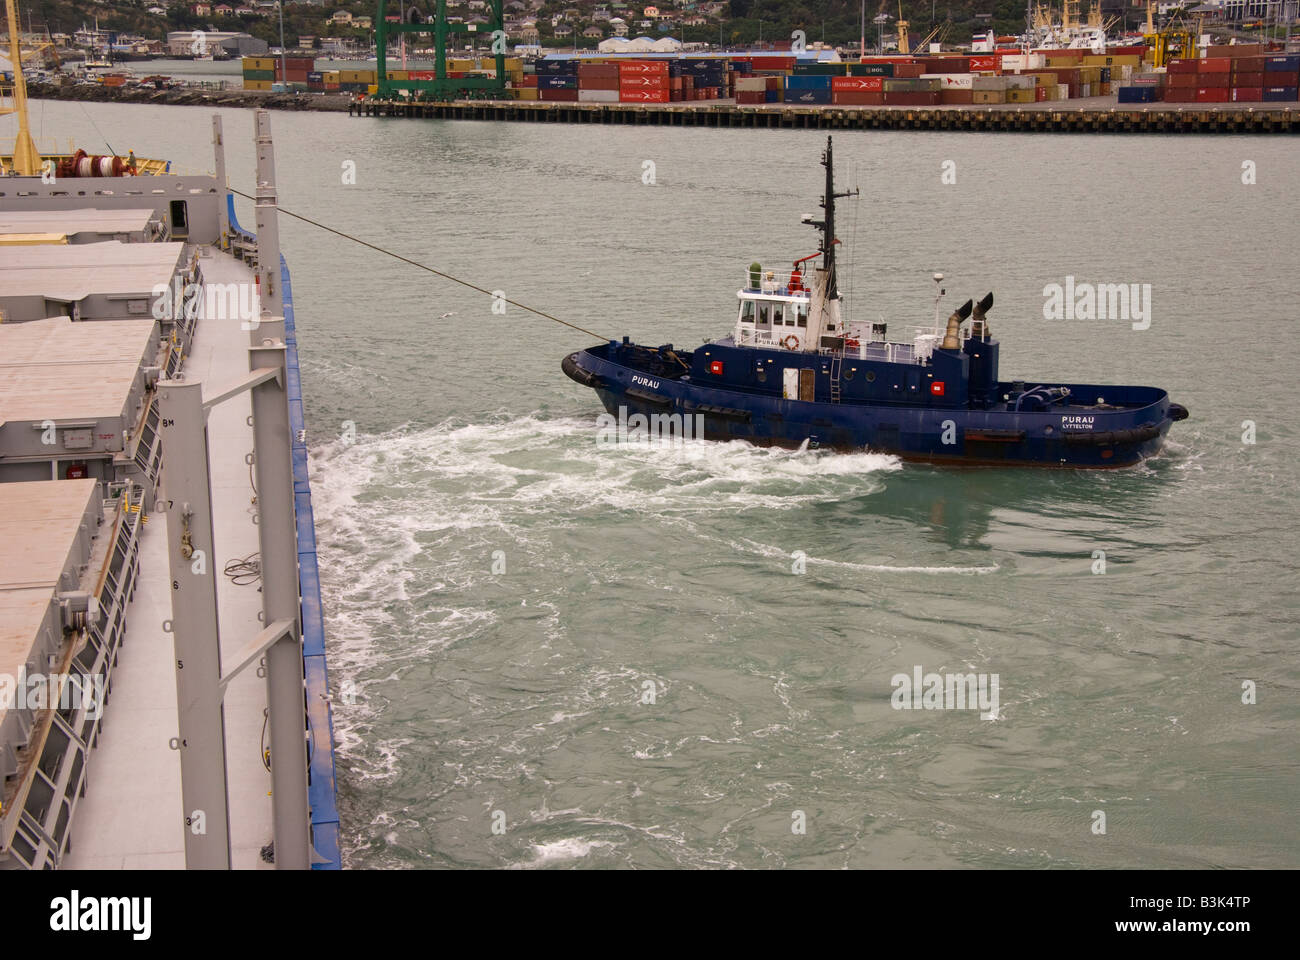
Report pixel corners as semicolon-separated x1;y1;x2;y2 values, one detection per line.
780;334;800;351
845;338;860;349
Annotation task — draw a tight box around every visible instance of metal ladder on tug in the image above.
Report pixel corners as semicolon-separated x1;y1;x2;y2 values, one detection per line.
829;351;843;403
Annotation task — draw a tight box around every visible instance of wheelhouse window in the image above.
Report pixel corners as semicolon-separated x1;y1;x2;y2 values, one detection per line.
771;304;786;326
796;302;808;327
740;300;755;323
757;303;772;326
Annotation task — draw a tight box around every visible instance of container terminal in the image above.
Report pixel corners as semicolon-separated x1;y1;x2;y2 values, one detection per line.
0;0;339;868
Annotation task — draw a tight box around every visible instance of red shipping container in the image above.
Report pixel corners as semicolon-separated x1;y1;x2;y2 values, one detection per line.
940;89;974;104
1232;56;1268;73
1166;58;1199;74
833;91;885;105
1162;89;1197;102
893;62;925;78
578;63;620;79
736;90;766;104
970;55;997;71
832;76;884;91
751;56;796;70
620;89;670;103
540;89;579;101
1267;70;1300;86
580;76;620;91
1196;73;1229;88
1231;87;1263;102
1195;87;1230;102
1199;57;1231;73
520;74;538;88
618;60;669;75
620;74;670;89
1167;73;1198;88
1232;71;1265;87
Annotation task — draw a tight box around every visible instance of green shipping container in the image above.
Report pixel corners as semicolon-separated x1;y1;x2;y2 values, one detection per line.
792;62;846;76
242;69;275;81
850;63;894;77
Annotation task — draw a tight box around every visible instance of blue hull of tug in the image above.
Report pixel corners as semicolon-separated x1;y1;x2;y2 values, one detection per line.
564;341;1180;468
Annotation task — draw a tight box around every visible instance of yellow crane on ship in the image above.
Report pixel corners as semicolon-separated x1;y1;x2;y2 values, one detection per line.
1;0;40;174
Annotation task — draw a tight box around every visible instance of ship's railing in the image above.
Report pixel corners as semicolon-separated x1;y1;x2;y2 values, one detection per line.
819;340;926;364
0;484;142;869
743;267;812;298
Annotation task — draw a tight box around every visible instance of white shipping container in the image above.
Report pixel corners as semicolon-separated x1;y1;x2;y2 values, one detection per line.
923;73;973;89
736;76;767;91
1004;74;1035;90
578;89;620;102
971;75;1009;91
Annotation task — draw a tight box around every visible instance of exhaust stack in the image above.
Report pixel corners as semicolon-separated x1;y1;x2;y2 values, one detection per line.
941;299;974;350
970;292;994;340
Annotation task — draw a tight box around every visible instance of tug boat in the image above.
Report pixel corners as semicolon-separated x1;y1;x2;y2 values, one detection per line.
562;136;1188;468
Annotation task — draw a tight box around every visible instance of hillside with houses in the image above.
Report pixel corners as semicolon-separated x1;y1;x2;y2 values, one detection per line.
22;1;1060;55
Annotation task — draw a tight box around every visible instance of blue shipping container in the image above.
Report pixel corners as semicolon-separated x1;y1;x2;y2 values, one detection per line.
783;87;833;104
1264;55;1300;71
784;75;833;89
1261;86;1298;101
538;75;579;89
536;59;579;75
1117;86;1157;103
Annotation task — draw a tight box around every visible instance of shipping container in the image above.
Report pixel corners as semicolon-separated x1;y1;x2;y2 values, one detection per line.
618;60;669;75
578;89;619;103
1262;86;1299;101
1006;88;1034;103
968;55;997;71
243;79;272;91
971;89;1005;104
1232;56;1269;73
1199;57;1231;73
736;90;767;104
1197;73;1229;88
1264;55;1300;71
783;88;832;104
243;69;274;81
833;90;885;105
619;89;670;103
1166;58;1199;74
882;90;940;105
784;74;833;89
1117;85;1159;103
540;88;580;101
971;76;1008;91
832;76;884;92
539;75;579;89
940;89;974;104
578;63;620;79
849;62;894;76
751;56;796;70
1230;87;1262;102
620;74;670;90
